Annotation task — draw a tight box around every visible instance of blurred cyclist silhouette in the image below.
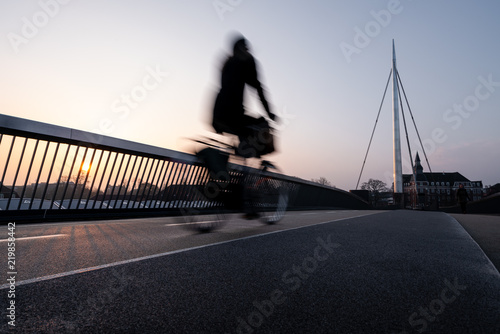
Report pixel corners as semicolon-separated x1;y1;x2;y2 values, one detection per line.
212;35;277;158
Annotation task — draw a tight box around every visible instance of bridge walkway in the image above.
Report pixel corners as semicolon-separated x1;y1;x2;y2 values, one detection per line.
1;210;499;333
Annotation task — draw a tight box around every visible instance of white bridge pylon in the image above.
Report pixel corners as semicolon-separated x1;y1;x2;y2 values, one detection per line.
392;40;403;194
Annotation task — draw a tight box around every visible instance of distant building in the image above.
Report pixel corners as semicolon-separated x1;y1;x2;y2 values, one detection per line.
403;153;483;208
0;183;19;199
485;183;500;196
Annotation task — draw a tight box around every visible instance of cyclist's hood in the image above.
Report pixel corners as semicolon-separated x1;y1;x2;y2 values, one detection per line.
233;37;250;59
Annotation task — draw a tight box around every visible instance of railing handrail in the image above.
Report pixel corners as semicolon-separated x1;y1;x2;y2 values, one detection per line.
0;114;196;163
0;114;329;186
0;113;370;221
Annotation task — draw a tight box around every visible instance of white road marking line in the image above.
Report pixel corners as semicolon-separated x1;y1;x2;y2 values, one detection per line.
165;222;215;226
0;211;382;290
0;234;67;242
301;211;347;215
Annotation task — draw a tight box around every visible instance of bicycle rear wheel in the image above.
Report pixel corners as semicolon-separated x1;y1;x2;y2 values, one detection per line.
181;208;227;232
178;180;230;232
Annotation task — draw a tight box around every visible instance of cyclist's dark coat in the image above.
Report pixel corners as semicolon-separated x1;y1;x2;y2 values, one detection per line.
212;52;270;137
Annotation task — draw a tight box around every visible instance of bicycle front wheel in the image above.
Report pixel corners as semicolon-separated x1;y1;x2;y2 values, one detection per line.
256;180;288;224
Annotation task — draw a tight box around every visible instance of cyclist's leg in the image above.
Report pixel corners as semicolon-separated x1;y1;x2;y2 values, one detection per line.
241;164;261;219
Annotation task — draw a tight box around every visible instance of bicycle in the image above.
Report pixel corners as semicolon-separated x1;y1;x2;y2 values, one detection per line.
181;134;289;232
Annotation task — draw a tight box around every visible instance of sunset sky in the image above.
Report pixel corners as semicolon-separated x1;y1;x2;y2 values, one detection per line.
1;0;499;190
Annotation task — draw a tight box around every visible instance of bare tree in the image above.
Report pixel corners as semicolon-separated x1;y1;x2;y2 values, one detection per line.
311;177;335;188
361;179;390;206
360;179;389;192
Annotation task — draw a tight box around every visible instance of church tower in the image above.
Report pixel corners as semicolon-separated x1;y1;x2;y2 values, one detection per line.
413;152;424;177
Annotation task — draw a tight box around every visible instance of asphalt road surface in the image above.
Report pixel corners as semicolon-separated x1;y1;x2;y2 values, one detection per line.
1;210;499;333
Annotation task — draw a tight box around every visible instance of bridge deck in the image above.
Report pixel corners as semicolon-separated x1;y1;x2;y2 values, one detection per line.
1;210;499;333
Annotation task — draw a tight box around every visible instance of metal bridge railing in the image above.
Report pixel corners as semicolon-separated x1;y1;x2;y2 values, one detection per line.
0;114;369;222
